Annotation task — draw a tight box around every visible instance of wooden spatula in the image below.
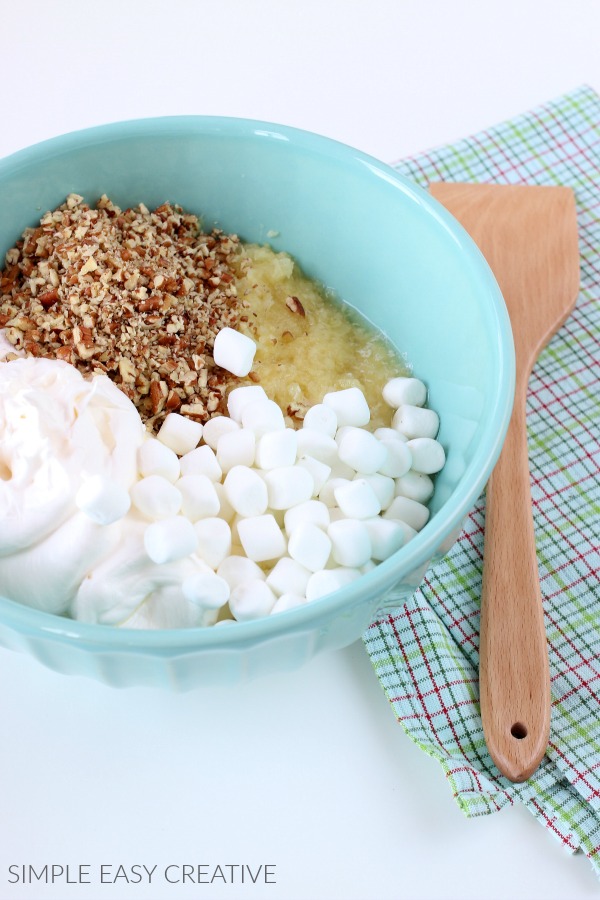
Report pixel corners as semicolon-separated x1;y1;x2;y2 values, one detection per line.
430;182;580;782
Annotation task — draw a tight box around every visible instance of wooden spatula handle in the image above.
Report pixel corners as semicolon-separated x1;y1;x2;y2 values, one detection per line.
480;387;551;782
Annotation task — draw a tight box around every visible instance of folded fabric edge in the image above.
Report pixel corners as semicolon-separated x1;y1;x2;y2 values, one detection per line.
364;615;515;812
521;786;600;874
363;615;600;875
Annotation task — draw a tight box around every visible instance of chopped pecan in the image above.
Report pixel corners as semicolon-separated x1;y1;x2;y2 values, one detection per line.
55;345;73;362
149;380;163;414
285;295;305;316
166;390;182;411
0;196;243;431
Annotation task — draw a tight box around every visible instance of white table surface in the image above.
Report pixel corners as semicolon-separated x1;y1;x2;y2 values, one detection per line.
2;3;600;898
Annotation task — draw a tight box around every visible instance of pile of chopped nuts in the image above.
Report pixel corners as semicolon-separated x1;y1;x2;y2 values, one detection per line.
0;194;244;429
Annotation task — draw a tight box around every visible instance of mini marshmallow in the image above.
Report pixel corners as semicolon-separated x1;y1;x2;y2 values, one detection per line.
217;427;256;473
384;495;430;531
177;474;220;521
229;579;277;621
223;465;268;517
217;555;266;590
284;499;331;535
227;384;268;422
377;438;412;478
356;473;395;511
144;516;199;564
76;475;131;525
213;482;236;523
392;404;439;439
194;517;232;570
323;387;370;427
327;519;372;567
334;479;381;519
395;470;434;503
374;427;408;443
406;438;446;474
296;456;331;495
305;567;361;601
264;465;314;510
387;519;418;544
266;557;311;597
319;477;351;508
288;522;332;572
334;425;354;446
328;458;357;480
228;514;244;547
182;572;230;609
296;429;339;465
302;403;338;437
138;438;180;483
271;593;306;614
202;416;240;451
337;427;388;474
157;412;203;456
130;475;182;520
382;376;427;409
327;519;371;568
241;398;286;437
179;445;223;482
270;507;286;528
364;517;405;561
255;428;297;470
236;514;287;563
213;326;257;377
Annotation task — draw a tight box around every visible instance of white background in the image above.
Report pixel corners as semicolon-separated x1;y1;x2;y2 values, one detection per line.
2;2;600;899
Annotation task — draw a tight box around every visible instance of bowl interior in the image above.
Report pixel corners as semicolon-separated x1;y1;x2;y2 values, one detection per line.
0;117;514;667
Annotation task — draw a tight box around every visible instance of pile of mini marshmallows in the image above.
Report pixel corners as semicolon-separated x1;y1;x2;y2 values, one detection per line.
75;327;446;622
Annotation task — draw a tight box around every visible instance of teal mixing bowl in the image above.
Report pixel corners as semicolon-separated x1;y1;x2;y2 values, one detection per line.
0;117;514;689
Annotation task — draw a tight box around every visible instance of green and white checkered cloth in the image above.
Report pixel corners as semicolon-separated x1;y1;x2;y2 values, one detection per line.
364;85;600;873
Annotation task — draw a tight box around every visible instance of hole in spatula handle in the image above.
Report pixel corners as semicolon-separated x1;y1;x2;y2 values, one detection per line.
510;722;528;740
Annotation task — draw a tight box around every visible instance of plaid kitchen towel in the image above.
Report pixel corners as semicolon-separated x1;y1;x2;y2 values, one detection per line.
364;85;600;872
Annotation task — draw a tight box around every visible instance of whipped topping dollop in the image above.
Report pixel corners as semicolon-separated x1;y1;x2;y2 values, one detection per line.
71;515;215;628
0;358;220;626
0;359;145;614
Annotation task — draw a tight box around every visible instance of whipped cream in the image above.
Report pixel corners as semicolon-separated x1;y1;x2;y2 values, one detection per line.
0;358;222;626
0;359;145;614
72;514;217;628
